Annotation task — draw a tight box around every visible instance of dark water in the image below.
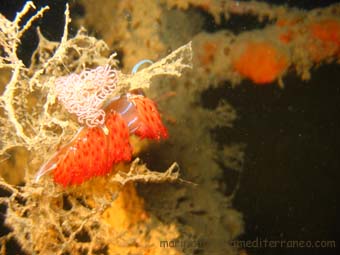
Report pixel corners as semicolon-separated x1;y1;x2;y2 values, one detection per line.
202;64;339;255
236;66;339;255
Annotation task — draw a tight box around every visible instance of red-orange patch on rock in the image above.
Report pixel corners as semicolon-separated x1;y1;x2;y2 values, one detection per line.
310;19;340;46
232;41;288;84
307;18;340;61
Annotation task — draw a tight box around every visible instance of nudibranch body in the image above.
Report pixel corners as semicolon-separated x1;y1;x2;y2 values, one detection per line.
36;61;168;186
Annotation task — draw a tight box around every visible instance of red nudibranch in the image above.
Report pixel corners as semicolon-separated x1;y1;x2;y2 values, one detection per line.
35;63;168;186
36;93;168;187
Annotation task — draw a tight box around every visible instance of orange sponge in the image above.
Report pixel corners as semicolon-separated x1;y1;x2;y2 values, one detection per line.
307;18;340;61
232;41;288;84
310;19;340;46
